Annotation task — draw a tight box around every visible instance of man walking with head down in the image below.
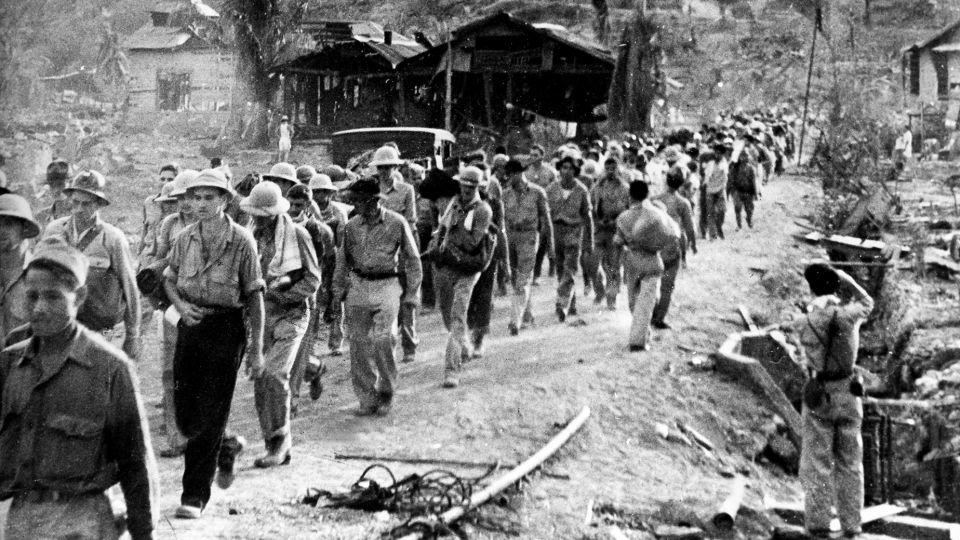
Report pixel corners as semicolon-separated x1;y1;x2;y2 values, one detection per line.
333;178;422;416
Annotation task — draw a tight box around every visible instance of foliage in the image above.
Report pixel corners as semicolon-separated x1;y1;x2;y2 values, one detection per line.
221;0;309;147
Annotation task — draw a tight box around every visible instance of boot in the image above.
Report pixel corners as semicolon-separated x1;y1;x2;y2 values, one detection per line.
254;437;291;468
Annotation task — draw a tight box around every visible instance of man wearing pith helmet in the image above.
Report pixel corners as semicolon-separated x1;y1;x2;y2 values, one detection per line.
43;169;142;360
308;172;349;356
162;168;266;519
262;162;300;196
370;145;419;364
241;181;320;467
0;237;158;540
0;194;42;340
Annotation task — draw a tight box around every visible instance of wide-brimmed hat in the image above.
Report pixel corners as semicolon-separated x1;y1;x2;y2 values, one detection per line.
27;237;89;286
63;170;109;206
263;162;298;184
455;166;484;187
344;178;384;200
188;168;232;195
369;146;404;167
0;194;40;239
168;169;200;197
296;165;317;183
154;181;180;204
308;173;338;192
240;181;290;217
663;146;681;164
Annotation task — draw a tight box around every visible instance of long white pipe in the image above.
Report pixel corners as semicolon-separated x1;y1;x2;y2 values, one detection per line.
398;405;592;539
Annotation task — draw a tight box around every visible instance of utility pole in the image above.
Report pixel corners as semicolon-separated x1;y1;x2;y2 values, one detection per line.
797;11;819;166
444;24;453;132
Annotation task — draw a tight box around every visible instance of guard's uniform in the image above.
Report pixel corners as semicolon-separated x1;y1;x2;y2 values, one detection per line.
502;176;552;331
163;214;264;509
0;325;157;540
591;172;630;308
333;206;421;412
546;178;594;318
788;290;874;536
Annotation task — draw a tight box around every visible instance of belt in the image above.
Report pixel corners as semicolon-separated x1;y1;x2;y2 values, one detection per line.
351;268;399;280
15;489;76;504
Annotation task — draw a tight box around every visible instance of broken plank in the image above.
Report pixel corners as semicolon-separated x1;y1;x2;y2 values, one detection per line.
676;421;715;451
738;305;758;331
769;503;903;530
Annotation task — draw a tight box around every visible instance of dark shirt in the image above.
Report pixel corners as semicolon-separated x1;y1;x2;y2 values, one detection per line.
333;207;422;302
0;325;157;539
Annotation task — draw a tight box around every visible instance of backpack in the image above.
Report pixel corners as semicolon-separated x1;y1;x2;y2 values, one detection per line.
731;161;755;193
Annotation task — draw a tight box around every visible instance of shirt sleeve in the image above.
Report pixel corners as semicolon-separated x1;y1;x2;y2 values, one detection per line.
106;361;158;540
537;189;554;246
331;224;349;302
110;232;142;333
162;231;184;282
404;185;418;226
398;220;422;301
236;232;266;298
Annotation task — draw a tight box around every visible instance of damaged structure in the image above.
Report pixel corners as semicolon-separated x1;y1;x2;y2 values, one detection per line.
122;0;233;112
273;12;613;141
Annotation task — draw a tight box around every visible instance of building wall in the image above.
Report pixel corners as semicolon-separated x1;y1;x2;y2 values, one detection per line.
919;49;939;103
126;48;234;111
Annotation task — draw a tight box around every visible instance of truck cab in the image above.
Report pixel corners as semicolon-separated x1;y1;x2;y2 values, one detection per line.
330;127;456;170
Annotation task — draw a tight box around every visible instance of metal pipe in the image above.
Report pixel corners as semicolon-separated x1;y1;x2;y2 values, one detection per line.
397;406;592;539
711;476;747;530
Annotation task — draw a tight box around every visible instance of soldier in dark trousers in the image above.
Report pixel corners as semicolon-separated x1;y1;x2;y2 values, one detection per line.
163;169;265;519
0;237;157;540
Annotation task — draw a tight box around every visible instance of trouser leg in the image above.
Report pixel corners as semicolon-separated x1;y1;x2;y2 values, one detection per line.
467;263;496;336
437;268;480;374
254;310;309;447
6;492;117;540
418;225;436;308
651;257;680;326
371;292;401;401
327;301;344;353
162;311;187;451
713;194;726;239
533;228;548;280
835;393;864;534
745;196;755;228
174;310;245;508
733;192;744;228
599;236;622;306
699;188;708;239
800;403;838;533
397;273;417;358
509;230;538;327
555;228;582;313
290;302;320;401
628;274;661;348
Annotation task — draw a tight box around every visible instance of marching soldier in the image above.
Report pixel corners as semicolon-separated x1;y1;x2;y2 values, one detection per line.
162;169;265;519
545;156;594;322
0;195;41;340
332;178;421;416
309;173;348;356
652;168;697;329
139;164;179;269
502;159;552;335
591;157;631;310
370;145;419;364
241;182;320;467
0;237;158;540
44;170;142;359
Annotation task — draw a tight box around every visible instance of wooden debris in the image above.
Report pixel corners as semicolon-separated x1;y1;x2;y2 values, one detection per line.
866;514;960;539
737;305;758;331
676;421;715;451
711;476;746;530
653;524;704;539
584;499;595;526
677;343;715;355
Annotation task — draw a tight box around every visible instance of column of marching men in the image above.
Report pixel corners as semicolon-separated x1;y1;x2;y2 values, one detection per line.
0;109;799;537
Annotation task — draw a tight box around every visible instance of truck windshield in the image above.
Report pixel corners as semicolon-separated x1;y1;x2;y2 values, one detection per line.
331;130;438;167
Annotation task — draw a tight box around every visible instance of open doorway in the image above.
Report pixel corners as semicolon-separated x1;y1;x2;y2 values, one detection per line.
157;70;191;111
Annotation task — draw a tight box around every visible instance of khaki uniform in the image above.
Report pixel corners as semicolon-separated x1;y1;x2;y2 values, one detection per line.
788;291;874;535
379;178;419;360
253;217;320;451
332;207;422;411
591;174;630;308
0;325;158;540
502;177;552;329
433;194;492;377
138;194;164;269
545;179;594;316
526;162;558;280
651;192;695;326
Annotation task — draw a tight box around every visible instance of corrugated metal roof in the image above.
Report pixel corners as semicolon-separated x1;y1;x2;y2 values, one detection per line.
123;23;195;50
276;22;425;70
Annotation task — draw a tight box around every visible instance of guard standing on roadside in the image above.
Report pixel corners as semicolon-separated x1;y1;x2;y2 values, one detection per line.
546;156;594;322
591;157;630;310
332;178;421;416
785;264;874;539
44;170;142;359
430;167;492;388
502;159;552;335
370;145;419;364
0;195;40;341
613;181;679;352
0;237;158;540
242;182;320;467
162;168;265;519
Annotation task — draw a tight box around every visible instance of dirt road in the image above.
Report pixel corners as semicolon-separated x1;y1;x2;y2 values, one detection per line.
136;175;818;539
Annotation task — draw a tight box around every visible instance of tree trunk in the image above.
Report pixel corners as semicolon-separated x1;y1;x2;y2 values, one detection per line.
606;10;662;133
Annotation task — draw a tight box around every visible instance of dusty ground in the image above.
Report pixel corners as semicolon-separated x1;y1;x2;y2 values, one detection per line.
107;174;822;539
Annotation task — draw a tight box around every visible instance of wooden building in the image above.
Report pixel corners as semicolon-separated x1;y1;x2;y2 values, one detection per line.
123;0;233;112
397;12;615;134
902;20;960;107
276;21;428;137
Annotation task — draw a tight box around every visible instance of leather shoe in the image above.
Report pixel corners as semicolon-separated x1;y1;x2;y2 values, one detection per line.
254;449;291;468
442;373;459;388
354;405;378;416
555;305;566;323
216;434;246;489
628;344;650;352
159;445;185;458
508;322;519;336
175;504;203;519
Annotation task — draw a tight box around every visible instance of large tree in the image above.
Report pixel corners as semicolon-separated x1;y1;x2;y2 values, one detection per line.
606;8;663;134
222;0;308;147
